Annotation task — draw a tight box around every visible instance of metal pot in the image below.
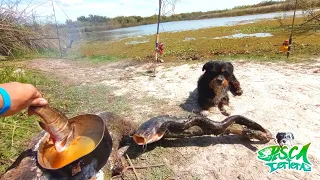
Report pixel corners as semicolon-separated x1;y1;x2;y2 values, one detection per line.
29;106;106;170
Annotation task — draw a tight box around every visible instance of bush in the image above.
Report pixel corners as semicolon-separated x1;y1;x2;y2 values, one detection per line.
0;1;58;57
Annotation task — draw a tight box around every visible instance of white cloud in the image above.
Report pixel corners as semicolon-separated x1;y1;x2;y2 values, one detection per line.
60;0;84;6
52;0;158;20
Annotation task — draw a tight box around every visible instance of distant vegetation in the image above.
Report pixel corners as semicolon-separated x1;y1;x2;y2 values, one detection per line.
79;16;320;62
1;0;319;58
65;0;320;33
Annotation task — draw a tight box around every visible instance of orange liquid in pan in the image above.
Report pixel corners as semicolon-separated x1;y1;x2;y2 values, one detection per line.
42;136;96;169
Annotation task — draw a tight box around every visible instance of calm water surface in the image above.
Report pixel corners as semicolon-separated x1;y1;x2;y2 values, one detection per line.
79;10;304;41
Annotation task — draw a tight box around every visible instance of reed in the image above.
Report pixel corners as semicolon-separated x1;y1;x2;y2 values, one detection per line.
0;0;58;58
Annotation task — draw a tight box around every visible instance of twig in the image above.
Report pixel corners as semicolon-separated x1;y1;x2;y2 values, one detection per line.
0;122;31;130
126;164;165;169
11;125;16;147
173;149;187;161
125;154;140;180
109;174;123;180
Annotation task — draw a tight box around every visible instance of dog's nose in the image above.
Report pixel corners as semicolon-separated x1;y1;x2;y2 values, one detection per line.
217;75;223;84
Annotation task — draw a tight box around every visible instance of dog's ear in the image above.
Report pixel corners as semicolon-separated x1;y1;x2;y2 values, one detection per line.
202;63;209;71
224;62;234;73
226;62;234;68
202;61;214;72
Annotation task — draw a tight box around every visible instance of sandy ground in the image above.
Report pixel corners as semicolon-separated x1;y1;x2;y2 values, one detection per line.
27;58;320;180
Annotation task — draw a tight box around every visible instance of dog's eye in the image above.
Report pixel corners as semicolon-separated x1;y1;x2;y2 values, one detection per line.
223;72;230;76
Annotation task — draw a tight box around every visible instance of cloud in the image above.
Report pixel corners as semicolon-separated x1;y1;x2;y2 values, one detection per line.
60;0;84;6
53;0;158;20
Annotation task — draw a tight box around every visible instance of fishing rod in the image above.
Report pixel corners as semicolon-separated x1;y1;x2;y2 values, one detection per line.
152;0;162;77
287;0;298;58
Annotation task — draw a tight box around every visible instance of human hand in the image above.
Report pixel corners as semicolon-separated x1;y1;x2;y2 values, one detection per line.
0;82;48;117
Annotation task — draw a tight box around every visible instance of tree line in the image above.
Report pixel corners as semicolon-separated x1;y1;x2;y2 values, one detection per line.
67;0;320;33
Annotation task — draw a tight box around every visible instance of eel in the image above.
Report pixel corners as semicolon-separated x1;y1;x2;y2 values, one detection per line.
133;114;273;145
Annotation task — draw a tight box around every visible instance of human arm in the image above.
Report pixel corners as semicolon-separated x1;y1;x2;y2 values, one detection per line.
0;82;48;117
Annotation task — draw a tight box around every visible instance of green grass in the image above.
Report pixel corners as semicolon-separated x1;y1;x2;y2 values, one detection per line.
86;55;120;63
0;65;131;175
34;49;62;58
0;115;40;172
59;84;131;116
0;67;29;83
4;48;62;61
89;55;117;61
60;43;127;64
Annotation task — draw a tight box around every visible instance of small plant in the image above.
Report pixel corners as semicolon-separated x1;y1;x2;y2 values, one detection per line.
275;14;286;27
0;67;28;83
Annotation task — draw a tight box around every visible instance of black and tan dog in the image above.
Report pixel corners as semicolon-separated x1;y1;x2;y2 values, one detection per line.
197;60;243;116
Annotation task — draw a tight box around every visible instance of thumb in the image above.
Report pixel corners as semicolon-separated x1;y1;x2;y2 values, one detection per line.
30;98;48;107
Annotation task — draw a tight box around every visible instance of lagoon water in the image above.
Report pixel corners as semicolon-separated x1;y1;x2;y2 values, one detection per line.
79;10;304;41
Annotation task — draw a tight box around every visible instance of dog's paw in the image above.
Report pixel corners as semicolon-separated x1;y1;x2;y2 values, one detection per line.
220;105;232;116
200;110;210;117
191;109;201;115
208;106;220;113
221;110;230;116
225;105;234;111
235;89;243;96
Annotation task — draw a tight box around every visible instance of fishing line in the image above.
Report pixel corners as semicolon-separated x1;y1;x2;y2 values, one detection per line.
54;1;71;20
287;0;298;58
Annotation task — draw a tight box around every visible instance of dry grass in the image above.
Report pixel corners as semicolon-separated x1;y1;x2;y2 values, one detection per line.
0;0;58;57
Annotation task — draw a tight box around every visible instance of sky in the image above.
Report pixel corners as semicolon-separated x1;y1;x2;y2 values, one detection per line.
22;0;269;23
